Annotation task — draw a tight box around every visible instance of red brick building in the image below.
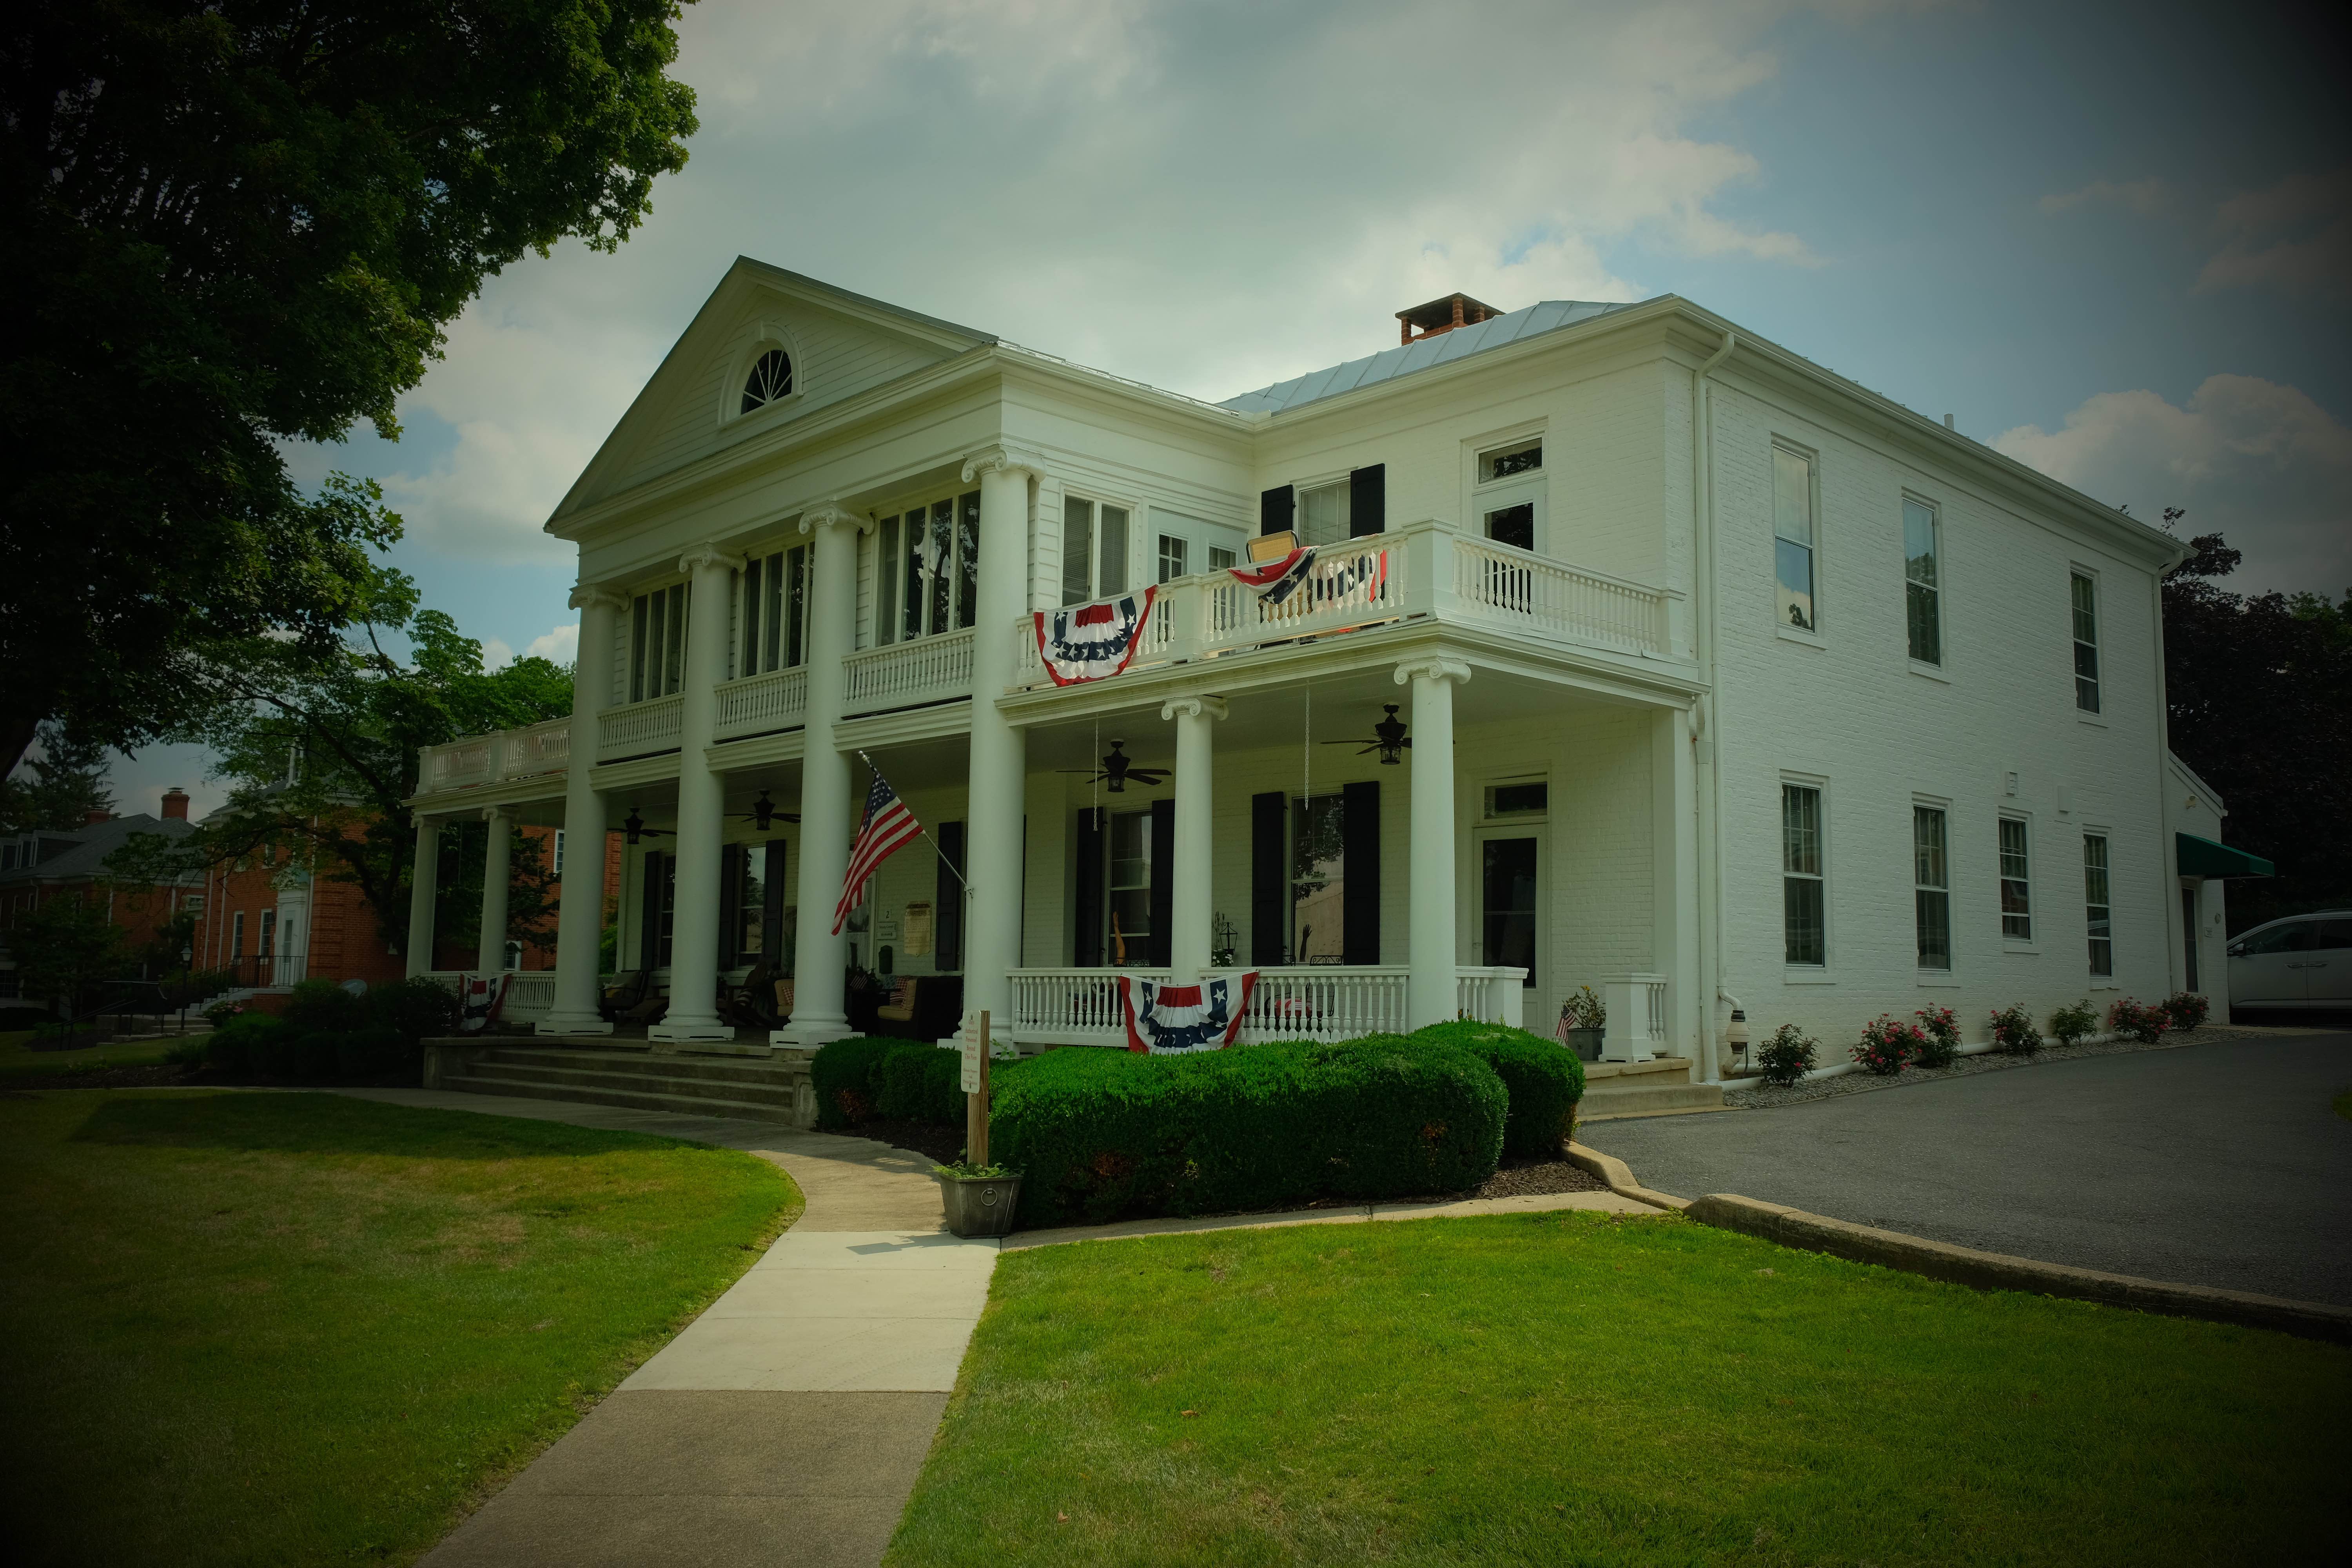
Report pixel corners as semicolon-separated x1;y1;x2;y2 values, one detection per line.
0;788;207;998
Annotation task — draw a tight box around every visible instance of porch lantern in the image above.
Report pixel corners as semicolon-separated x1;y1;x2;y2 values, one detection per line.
624;807;645;846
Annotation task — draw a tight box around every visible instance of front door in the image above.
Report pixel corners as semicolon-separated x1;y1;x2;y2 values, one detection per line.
1478;833;1539;993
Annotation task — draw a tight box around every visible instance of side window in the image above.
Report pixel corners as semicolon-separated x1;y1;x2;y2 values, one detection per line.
1297;480;1351;546
1913;805;1949;971
1474;437;1543;552
2314;918;2352;952
1773;445;1817;631
1061;497;1129;604
1782;782;1825;966
1998;816;2032;941
2071;571;2101;712
1157;534;1189;584
2083;834;2111;976
1207;544;1237;573
1904;498;1940;665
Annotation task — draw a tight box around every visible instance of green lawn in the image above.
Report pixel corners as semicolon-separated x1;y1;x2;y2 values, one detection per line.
0;1027;187;1080
0;1089;799;1567
889;1212;2347;1568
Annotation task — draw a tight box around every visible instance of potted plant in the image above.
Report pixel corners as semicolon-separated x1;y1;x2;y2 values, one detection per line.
1556;985;1606;1062
934;1160;1023;1238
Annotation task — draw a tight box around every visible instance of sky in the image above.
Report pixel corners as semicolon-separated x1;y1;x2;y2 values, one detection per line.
86;0;2352;819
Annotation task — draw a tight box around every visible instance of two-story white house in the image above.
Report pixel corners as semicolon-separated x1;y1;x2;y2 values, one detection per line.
406;258;2229;1081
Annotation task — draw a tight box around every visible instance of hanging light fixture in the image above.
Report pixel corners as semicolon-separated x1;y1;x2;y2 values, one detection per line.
1320;704;1411;765
623;807;645;845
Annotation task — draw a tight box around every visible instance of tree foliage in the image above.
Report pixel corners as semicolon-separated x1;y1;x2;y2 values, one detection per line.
0;0;699;775
13;893;127;1017
0;721;114;835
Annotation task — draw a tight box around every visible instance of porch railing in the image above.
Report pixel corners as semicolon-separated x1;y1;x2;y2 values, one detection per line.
597;692;684;762
1449;534;1671;656
1005;963;1528;1048
421;716;572;794
844;626;975;715
716;666;808;741
420;969;555;1024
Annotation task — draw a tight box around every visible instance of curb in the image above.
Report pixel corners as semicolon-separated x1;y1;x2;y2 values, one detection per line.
1686;1193;2352;1345
1564;1141;1690;1211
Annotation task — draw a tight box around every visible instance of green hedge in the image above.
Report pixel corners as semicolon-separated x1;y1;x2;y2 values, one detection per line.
811;1037;967;1129
993;1036;1506;1228
199;981;447;1084
1406;1021;1584;1158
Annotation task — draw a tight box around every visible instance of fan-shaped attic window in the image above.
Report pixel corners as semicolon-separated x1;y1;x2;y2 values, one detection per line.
741;348;793;413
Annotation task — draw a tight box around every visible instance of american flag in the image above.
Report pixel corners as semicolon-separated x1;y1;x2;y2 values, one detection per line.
833;767;923;934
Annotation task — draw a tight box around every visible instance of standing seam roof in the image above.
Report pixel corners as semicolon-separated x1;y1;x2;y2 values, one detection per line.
1216;299;1639;416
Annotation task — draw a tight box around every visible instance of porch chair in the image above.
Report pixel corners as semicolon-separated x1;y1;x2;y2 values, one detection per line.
599;969;652;1022
1246;530;1298;562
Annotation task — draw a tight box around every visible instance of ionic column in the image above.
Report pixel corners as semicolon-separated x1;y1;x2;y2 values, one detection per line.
476;806;512;974
649;543;742;1045
1163;695;1228;981
540;586;624;1035
405;815;440;978
1398;657;1471;1029
959;445;1044;1031
779;503;869;1046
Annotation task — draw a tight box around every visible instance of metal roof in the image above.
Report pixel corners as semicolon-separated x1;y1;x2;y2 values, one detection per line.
1217;299;1641;416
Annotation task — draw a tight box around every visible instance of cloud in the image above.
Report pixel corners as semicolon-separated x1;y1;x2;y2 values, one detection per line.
479;637;517;671
2038;177;2168;216
1993;374;2352;598
2196;167;2352;300
525;624;580;666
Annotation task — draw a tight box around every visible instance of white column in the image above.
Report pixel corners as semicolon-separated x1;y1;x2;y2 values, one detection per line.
779;504;867;1045
1653;704;1705;1078
1398;657;1470;1029
960;445;1044;1033
649;543;742;1045
1163;694;1227;981
476;806;512;974
405;815;440;978
541;588;622;1034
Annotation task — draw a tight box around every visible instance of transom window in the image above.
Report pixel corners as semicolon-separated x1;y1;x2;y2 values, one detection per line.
877;492;980;643
1999;816;2033;941
740;545;812;675
629;583;688;702
740;348;793;414
1904;498;1941;665
2084;834;2112;976
2071;572;2101;713
1914;805;1950;970
1061;496;1130;605
1782;783;1825;966
1774;445;1817;631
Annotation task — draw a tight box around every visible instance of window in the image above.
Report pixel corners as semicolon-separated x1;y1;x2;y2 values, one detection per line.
1782;783;1825;966
1998;816;2032;940
1904;498;1940;664
2071;572;2100;712
1914;805;1950;970
740;544;812;675
1774;445;1817;631
1474;437;1543;552
628;583;688;702
1107;808;1152;963
1297;480;1350;546
740;348;792;413
1207;544;1237;573
1060;496;1129;605
734;845;768;962
259;909;276;957
1484;781;1548;819
552;830;566;878
232;911;245;958
1481;439;1542;482
878;492;981;641
1291;793;1346;964
1157;534;1189;584
2084;834;2112;976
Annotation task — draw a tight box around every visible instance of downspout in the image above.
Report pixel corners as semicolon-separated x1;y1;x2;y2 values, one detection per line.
1691;328;1735;1082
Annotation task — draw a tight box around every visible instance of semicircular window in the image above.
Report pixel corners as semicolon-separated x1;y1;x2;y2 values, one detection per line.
740;348;793;413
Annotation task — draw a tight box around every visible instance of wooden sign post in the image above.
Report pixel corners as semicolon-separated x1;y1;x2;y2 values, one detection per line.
961;1009;991;1167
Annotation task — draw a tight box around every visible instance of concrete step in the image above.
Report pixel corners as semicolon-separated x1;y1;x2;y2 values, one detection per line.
447;1073;809;1126
473;1046;809;1092
465;1058;806;1111
1581;1073;1726;1121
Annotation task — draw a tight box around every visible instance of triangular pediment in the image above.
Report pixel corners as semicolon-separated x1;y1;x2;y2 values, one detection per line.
550;258;996;525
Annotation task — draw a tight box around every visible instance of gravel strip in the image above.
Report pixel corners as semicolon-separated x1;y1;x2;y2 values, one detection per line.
1720;1025;2261;1108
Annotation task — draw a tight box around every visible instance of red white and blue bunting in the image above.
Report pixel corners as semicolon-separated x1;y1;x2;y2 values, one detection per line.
1118;971;1259;1054
1227;546;1388;610
1033;588;1157;686
458;973;507;1033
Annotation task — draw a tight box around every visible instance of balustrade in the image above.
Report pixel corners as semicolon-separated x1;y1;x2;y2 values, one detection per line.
1004;964;1525;1048
597;693;684;762
715;666;809;741
843;626;975;715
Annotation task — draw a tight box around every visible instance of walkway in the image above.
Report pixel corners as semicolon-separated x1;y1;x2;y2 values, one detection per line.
1582;1030;2352;1307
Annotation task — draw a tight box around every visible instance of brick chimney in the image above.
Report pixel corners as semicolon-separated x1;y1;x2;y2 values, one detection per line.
1397;292;1504;346
85;808;112;825
162;788;190;821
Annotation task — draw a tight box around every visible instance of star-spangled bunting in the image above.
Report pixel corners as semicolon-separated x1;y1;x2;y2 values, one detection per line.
1033;588;1156;685
1226;546;1388;610
1117;972;1259;1054
834;767;923;935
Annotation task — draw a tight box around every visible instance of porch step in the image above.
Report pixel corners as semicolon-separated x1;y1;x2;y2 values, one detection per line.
434;1043;816;1127
1580;1056;1726;1121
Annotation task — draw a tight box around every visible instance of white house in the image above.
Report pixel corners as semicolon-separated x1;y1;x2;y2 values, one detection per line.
406;258;2233;1080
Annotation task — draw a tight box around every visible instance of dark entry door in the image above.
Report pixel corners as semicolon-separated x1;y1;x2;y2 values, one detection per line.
1481;837;1539;989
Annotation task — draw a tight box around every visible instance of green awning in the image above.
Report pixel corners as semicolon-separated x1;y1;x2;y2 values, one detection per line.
2176;832;2274;879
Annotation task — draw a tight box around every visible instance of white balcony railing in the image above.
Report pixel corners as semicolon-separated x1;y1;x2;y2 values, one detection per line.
843;626;975;715
1006;963;1527;1048
421;969;555;1024
421;715;572;795
715;666;809;742
597;692;684;762
1450;534;1671;656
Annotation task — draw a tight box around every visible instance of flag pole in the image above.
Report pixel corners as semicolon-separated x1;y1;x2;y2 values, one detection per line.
854;750;967;887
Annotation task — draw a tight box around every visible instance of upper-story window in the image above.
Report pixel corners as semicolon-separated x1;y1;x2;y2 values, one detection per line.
1773;444;1817;631
1904;498;1941;665
1061;496;1129;605
878;492;979;643
1156;534;1188;584
2070;571;2101;712
629;583;688;702
1297;480;1351;545
740;544;811;675
740;348;793;414
1475;437;1543;552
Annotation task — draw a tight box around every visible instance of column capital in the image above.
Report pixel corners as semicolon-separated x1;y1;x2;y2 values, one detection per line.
960;442;1047;484
480;805;509;824
568;582;629;613
797;501;873;537
677;542;745;575
1394;657;1472;688
1160;694;1229;722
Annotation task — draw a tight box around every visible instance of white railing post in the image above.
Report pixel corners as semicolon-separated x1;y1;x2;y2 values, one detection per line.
1600;971;1667;1062
1164;576;1202;665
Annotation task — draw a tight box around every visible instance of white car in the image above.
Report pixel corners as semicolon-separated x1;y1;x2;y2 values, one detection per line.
2227;911;2352;1015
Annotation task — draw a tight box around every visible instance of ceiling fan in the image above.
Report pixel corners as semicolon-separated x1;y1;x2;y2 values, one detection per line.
621;806;669;845
1059;739;1169;793
1320;704;1411;765
731;789;799;831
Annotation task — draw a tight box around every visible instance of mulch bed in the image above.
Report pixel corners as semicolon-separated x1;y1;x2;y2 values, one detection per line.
1472;1156;1608;1199
837;1118;967;1166
1722;1025;2255;1109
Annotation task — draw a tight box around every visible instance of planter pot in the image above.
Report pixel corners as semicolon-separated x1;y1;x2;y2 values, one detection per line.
1565;1027;1603;1062
937;1172;1024;1238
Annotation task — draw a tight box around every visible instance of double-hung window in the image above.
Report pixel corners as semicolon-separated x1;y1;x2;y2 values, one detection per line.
2084;834;2112;976
1999;817;2033;941
1474;438;1543;552
1914;805;1950;970
1061;496;1130;605
1782;783;1826;966
1156;534;1189;584
1773;445;1818;631
1291;793;1347;965
739;544;812;674
2071;572;2101;712
1904;498;1941;664
628;583;688;702
1296;480;1352;546
878;492;981;642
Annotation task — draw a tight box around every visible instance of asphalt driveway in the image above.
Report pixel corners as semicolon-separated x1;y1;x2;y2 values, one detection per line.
1581;1031;2352;1307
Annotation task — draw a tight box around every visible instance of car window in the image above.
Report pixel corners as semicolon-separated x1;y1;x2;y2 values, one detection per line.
2313;918;2352;951
2237;921;2315;955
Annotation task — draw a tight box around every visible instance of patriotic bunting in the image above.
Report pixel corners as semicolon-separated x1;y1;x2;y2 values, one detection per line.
835;767;923;934
1228;545;1318;605
1118;971;1259;1054
1227;546;1389;611
458;973;507;1033
1033;588;1157;685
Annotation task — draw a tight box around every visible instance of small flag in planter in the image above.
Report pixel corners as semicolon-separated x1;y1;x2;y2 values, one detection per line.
1034;590;1156;685
1118;972;1258;1054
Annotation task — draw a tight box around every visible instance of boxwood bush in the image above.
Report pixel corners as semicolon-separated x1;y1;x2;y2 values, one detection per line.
993;1035;1507;1228
811;1037;970;1128
1405;1020;1583;1158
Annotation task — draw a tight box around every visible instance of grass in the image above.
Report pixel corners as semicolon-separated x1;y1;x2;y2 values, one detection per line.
888;1211;2348;1568
0;1089;800;1567
2335;1086;2352;1122
0;1027;188;1080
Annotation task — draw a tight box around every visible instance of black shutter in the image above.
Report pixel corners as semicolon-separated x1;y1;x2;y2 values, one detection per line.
1260;485;1295;536
1073;810;1105;967
762;840;787;965
1149;799;1176;967
638;850;664;971
1251;791;1286;965
718;846;742;968
936;821;965;971
1343;781;1380;964
1349;464;1386;537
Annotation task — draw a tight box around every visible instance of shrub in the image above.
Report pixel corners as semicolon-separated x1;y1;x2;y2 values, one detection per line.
163;1036;208;1067
205;1013;289;1076
1852;1014;1922;1076
811;1037;910;1127
2109;997;2169;1044
365;977;463;1042
1408;1020;1584;1158
2048;999;2099;1047
2163;991;2211;1032
876;1043;964;1124
1989;1004;2042;1055
201;999;249;1027
1757;1024;1817;1086
331;1027;413;1081
994;1035;1507;1227
1913;1005;1961;1069
283;978;367;1035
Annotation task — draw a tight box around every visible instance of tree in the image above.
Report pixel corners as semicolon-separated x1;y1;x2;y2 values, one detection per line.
0;1;699;776
0;721;114;835
2161;523;2352;930
13;893;127;1019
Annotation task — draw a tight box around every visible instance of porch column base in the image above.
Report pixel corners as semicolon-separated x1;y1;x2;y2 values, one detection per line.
535;1013;614;1037
647;1020;741;1047
773;1013;851;1049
